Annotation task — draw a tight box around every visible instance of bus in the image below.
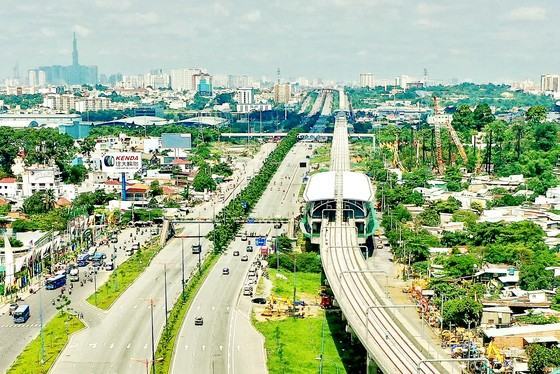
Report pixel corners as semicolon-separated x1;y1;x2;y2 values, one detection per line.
77;254;89;267
13;304;30;324
45;274;66;290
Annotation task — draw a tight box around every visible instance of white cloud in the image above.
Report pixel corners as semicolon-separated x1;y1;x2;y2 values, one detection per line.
416;2;446;15
244;10;261;22
40;27;56;37
507;6;546;21
95;0;131;11
73;24;91;37
356;49;367;57
415;18;440;29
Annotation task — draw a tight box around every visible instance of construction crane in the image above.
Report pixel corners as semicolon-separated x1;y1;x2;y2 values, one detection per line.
432;96;467;174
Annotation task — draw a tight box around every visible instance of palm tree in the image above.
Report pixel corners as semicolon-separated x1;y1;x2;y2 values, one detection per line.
42;189;56;212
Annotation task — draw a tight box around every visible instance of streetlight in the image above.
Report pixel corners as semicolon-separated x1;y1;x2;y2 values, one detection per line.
149;299;156;374
164;264;168;328
181;238;185;300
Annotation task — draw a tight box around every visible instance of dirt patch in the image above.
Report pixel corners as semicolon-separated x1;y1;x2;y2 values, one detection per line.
253;293;322;322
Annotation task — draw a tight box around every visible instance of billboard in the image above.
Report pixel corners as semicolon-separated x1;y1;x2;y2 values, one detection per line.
161;133;192;150
102;152;142;173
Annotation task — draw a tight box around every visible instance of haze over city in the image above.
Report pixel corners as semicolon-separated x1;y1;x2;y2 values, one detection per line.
1;0;559;82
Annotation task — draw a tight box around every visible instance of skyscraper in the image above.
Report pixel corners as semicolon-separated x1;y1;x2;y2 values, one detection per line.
72;32;79;67
359;73;375;88
37;34;98;85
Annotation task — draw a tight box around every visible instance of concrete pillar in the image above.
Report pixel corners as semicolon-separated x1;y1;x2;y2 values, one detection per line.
366;354;379;374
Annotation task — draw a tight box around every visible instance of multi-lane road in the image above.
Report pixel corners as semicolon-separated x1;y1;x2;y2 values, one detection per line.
0;226;154;373
49;144;276;374
171;142;313;374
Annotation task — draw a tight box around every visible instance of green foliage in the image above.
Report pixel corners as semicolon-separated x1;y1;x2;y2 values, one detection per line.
451;210;478;227
516;313;560;325
276;234;293;252
488;193;527;208
417;207;440;226
534;122;558;152
442;296;482;328
72;190;116;215
149;180;163;197
392;204;412;222
0;94;43;109
519;250;559;291
443;166;463;192
451;105;475;135
211;162;233;177
441;231;470;247
473;103;495;131
65;165;87;184
208;129;299;253
527;344;560;374
272;252;322;273
403;167;432;189
445;254;478;278
22;190;56;215
192;169;217;192
526;105;548;124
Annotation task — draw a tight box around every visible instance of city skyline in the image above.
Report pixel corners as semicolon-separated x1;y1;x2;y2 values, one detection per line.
1;0;559;83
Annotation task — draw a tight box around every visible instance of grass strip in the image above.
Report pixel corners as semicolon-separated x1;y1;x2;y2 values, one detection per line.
86;238;161;310
8;312;85;374
153;252;219;373
254;270;365;373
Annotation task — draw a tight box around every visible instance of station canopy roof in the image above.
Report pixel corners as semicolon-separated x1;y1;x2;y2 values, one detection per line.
303;171;373;202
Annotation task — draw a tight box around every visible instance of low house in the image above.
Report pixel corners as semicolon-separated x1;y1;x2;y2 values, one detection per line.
483;323;560;349
481;306;513;328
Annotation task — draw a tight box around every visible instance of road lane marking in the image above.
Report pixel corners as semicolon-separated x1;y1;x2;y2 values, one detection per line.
126;343;131;349
185;345;189;350
144;343;148;349
220;345;223;351
89;343;96;349
109;343;114;349
202;345;206;351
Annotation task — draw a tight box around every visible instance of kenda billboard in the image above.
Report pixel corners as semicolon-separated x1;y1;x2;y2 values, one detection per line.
102;152;142;173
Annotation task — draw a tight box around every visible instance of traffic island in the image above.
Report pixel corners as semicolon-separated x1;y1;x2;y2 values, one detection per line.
7;312;85;374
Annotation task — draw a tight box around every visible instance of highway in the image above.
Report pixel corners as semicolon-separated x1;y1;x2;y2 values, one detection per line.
321;115;446;373
171;142;312;374
50;144;276;374
0;226;153;373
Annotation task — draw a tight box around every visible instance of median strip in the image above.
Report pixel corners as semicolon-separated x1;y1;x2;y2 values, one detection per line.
8;312;85;374
153;129;300;373
86;238;161;310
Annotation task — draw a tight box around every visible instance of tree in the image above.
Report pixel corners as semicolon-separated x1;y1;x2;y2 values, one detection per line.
149;180;163;197
66;165;87;184
211;162;233;177
442;296;482;328
473;103;495;131
526;105;547;124
22;191;55;215
443;166;463;192
417;207;440;227
451;209;478;227
192;170;216;192
446;254;478;278
519;250;558;291
451;104;475;135
533;122;558;152
527;344;560;374
470;201;483;214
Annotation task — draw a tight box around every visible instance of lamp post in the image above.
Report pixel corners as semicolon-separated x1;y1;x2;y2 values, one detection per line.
181;238;185;299
149;299;156;374
164;264;168;328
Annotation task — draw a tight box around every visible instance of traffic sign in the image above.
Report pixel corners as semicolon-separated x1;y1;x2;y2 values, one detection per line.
247;218;255;224
256;237;266;246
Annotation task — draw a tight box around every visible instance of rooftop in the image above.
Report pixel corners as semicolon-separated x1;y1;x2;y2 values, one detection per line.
303;171;373;202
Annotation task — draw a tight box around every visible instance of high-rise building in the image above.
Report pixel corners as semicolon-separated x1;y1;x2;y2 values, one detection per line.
274;83;291;103
170;68;205;91
37;33;98;85
359;73;375;88
237;88;254;104
541;74;560;92
28;70;37;87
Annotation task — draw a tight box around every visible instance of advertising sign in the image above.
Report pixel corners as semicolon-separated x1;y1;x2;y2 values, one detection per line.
102;153;142;173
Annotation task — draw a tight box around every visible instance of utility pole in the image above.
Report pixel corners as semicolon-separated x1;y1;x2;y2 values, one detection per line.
39;273;45;365
181;239;185;299
149;299;156;374
198;222;202;274
164;264;168;328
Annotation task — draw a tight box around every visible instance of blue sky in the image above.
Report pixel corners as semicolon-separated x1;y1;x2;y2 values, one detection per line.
1;0;558;83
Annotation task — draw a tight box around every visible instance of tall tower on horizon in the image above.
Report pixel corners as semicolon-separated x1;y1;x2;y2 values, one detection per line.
72;32;79;66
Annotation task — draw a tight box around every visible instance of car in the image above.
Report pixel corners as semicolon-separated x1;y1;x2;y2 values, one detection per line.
222;268;230;275
241;255;249;262
194;316;203;326
233;250;240;256
8;303;18;316
110;236;118;243
274;222;282;229
252;297;267;305
246;245;253;252
105;261;114;271
131;243;140;251
243;286;253;296
376;243;384;249
240;234;247;241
